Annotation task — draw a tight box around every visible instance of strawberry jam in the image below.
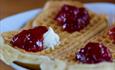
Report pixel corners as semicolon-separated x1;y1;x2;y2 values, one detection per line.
11;26;48;52
55;5;90;33
108;26;115;43
75;42;112;64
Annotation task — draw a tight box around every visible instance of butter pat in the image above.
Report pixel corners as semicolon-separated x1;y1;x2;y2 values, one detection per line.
43;27;60;49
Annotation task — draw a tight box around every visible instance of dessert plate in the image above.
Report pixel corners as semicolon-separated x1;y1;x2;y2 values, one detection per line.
0;3;115;70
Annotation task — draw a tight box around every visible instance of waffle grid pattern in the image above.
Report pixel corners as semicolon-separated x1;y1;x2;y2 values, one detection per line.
88;28;115;59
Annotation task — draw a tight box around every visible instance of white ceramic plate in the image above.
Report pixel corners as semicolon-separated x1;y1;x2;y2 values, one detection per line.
0;3;115;70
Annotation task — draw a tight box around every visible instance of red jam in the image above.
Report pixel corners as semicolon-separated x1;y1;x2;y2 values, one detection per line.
11;26;48;52
75;42;112;64
55;5;90;33
108;26;115;43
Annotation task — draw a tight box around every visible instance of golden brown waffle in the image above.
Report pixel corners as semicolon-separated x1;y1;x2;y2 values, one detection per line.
45;26;115;64
31;1;108;62
87;25;115;59
2;1;108;64
32;1;108;43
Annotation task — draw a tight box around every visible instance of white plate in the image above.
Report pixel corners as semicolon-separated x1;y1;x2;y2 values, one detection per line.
0;3;115;70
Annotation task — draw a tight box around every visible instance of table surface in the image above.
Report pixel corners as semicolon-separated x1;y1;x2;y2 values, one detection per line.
0;0;115;70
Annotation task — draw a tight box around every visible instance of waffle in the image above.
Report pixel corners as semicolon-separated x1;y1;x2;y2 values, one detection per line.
1;0;108;65
87;25;115;59
31;1;108;62
44;25;115;64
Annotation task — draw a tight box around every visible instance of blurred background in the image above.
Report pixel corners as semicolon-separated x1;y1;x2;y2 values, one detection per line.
0;0;115;70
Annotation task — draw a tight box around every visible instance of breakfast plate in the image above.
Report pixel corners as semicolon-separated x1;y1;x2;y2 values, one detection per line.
0;3;115;70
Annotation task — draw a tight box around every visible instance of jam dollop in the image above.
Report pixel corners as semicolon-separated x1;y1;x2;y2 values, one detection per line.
75;42;112;64
55;5;90;33
108;26;115;43
11;26;48;52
